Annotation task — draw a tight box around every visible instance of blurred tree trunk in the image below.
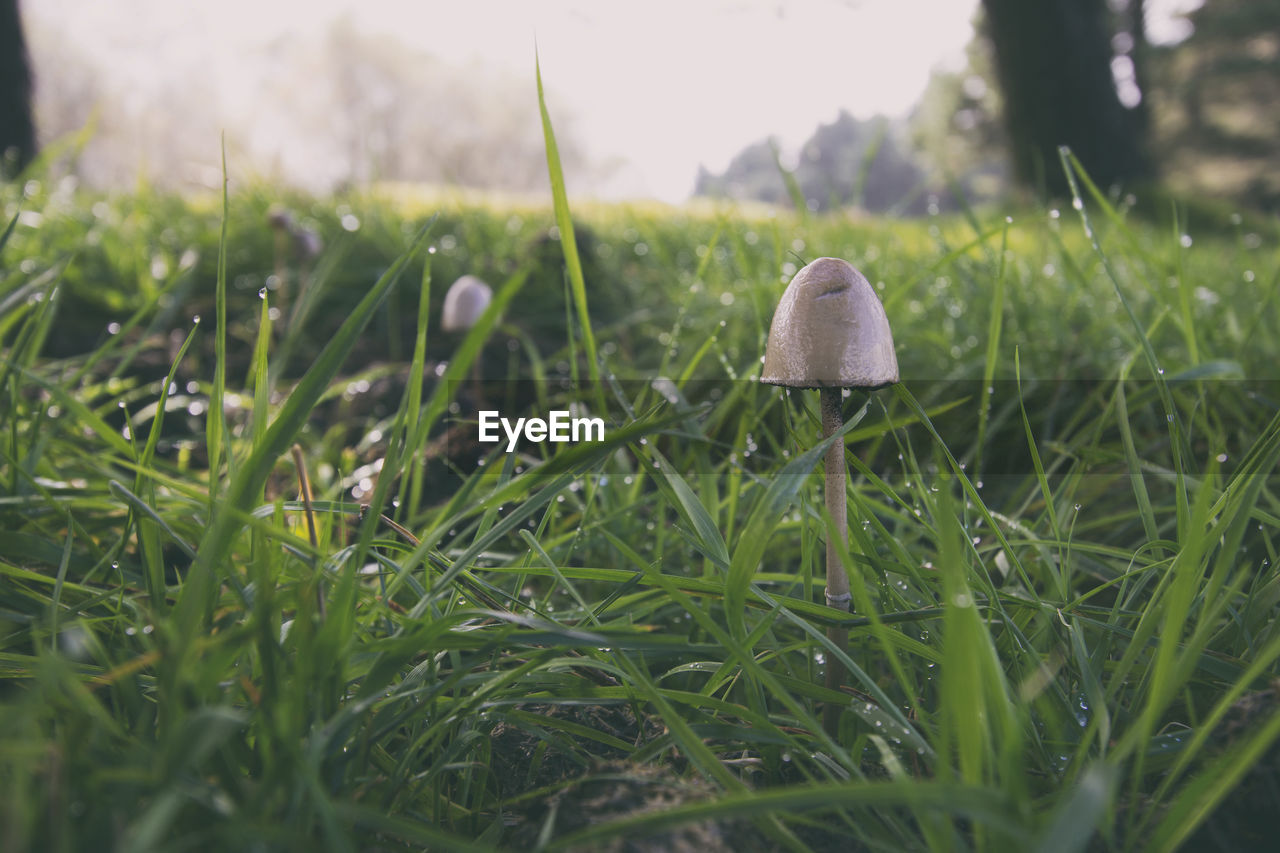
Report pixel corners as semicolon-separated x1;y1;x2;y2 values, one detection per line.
981;0;1150;196
1;0;35;178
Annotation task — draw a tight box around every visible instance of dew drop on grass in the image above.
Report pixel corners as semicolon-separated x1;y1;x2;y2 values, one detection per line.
1072;197;1084;211
192;315;200;324
107;322;121;335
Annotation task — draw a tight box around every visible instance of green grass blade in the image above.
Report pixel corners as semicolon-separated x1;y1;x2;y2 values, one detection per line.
173;218;436;649
207;141;230;508
1034;763;1116;853
725;423;843;640
647;447;730;570
536;51;605;412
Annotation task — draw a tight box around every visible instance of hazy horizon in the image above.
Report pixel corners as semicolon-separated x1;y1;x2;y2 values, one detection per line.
22;0;1202;202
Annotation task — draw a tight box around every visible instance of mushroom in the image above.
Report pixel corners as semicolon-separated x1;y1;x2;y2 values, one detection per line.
441;275;493;332
760;257;898;733
442;275;494;406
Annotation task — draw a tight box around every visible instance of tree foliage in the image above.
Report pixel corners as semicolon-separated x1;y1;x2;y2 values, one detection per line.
910;19;1008;205
277;22;588;191
1149;0;1280;208
23;15;591;194
694;111;935;215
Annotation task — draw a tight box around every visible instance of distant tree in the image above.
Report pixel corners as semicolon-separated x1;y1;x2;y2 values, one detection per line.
23;14;224;189
694;112;934;215
981;0;1150;196
693;139;788;207
266;21;591;192
19;13;592;193
0;0;36;177
795;112;929;214
1148;0;1280;208
910;32;1009;205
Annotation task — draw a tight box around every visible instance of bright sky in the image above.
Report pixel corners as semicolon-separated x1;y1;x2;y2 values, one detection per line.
26;0;1202;203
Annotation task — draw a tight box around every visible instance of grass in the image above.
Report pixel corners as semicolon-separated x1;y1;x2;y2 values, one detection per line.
2;101;1279;850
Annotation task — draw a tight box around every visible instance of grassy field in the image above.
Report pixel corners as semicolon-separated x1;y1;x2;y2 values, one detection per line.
2;121;1279;852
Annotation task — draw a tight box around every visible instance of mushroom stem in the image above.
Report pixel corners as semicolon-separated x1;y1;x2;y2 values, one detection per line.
821;387;851;734
758;257;897;738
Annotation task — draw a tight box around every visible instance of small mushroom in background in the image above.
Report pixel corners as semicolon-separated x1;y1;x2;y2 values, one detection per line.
760;256;898;735
442;274;494;406
442;275;493;333
268;205;323;319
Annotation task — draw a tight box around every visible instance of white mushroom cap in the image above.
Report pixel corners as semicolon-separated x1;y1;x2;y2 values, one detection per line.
760;257;898;389
441;275;493;331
